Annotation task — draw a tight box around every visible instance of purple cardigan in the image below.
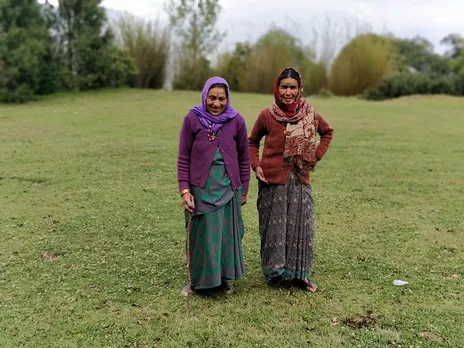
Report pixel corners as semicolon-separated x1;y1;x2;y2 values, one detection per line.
177;112;250;193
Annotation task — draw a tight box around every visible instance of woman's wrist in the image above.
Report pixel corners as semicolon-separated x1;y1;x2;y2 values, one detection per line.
180;189;190;197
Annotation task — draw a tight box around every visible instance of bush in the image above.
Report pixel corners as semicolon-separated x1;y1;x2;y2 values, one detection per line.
454;73;464;95
238;27;315;94
172;56;212;91
116;14;170;89
362;72;460;100
0;1;56;103
317;88;333;98
329;33;396;96
214;42;251;91
0;83;36;104
300;60;328;95
37;44;60;95
106;46;137;88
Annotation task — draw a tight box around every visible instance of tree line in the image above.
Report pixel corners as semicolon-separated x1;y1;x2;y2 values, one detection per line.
1;0;464;103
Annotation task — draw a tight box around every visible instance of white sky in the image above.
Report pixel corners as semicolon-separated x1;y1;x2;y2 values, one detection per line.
44;0;464;54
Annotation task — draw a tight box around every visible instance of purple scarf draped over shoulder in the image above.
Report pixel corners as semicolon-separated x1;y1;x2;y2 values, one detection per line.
190;77;238;135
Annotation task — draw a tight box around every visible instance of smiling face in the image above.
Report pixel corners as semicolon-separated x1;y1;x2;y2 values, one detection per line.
278;77;300;105
206;87;228;116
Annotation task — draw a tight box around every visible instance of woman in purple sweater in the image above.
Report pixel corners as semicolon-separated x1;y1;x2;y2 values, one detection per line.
177;77;250;295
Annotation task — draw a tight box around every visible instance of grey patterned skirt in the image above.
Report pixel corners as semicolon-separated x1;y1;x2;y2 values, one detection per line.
257;172;315;280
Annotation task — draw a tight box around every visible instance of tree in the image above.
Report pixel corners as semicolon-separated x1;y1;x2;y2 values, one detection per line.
308;14;372;69
0;0;57;102
441;34;464;78
214;42;252;91
239;27;315;94
329;34;396;96
300;60;328;96
440;33;464;59
116;14;170;89
57;0;131;90
165;0;222;90
392;36;449;76
37;1;61;95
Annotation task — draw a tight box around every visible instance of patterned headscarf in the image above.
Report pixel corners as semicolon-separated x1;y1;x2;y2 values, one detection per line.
270;67;308;120
269;67;318;175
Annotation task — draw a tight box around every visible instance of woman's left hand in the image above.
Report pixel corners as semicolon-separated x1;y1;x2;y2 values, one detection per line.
241;193;247;206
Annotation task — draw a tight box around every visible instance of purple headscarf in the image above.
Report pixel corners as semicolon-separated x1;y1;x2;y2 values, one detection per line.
190;77;238;135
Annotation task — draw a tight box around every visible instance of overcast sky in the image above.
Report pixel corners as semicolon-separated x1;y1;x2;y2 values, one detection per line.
44;0;464;54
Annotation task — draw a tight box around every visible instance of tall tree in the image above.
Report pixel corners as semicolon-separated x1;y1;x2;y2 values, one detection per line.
37;1;61;95
440;33;464;78
392;36;449;76
440;33;464;59
57;0;116;89
214;42;251;91
0;0;57;102
239;28;314;94
165;0;222;90
117;14;170;89
329;34;395;96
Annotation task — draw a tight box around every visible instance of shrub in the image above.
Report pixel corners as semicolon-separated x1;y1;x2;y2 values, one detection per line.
117;14;170;89
329;34;396;96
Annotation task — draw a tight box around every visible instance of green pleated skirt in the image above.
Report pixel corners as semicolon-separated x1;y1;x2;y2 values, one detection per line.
186;148;245;289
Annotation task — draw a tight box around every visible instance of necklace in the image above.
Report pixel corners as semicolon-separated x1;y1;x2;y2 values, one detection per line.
207;124;216;141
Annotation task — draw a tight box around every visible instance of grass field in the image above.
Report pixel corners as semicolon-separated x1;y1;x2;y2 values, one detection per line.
0;89;463;347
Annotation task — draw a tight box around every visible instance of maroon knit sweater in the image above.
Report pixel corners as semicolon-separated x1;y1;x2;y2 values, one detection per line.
248;108;334;185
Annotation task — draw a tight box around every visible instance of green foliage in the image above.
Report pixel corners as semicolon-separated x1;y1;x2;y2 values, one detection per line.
440;33;464;59
392;36;450;76
166;0;221;59
0;0;58;102
443;34;464;78
316;88;333;98
104;45;137;88
214;27;328;95
238;27;315;94
449;53;464;75
36;3;61;95
117;14;170;89
300;60;328;96
214;42;251;91
166;0;222;90
363;34;464;100
455;72;464;95
37;43;60;95
2;1;463;102
362;72;461;100
172;56;212;91
329;33;396;96
57;0;132;90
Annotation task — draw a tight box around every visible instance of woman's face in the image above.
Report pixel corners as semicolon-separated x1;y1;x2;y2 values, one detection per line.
206;87;227;116
278;77;299;105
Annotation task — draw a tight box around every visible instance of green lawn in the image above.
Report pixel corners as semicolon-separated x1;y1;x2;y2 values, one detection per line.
0;89;463;347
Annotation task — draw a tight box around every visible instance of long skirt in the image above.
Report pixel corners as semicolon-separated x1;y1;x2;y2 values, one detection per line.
257;172;315;280
186;149;245;290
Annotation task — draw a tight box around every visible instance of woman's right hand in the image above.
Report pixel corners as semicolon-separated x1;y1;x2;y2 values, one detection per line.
182;192;195;213
255;167;268;183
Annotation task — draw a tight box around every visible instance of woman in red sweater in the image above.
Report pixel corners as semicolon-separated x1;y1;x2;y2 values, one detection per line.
248;67;334;292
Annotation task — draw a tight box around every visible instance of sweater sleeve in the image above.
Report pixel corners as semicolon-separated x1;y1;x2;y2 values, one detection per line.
248;111;267;171
236;115;251;193
177;114;194;191
315;111;334;160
